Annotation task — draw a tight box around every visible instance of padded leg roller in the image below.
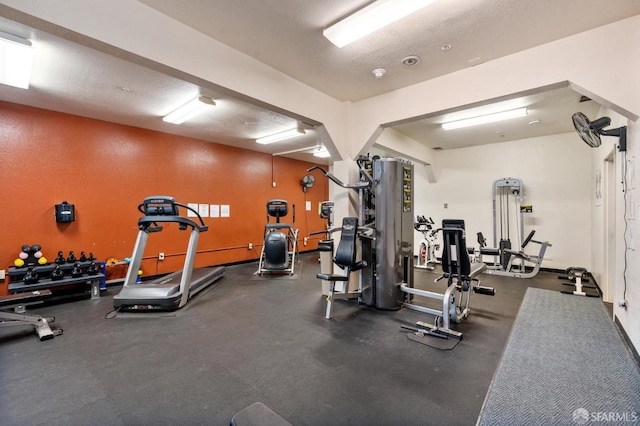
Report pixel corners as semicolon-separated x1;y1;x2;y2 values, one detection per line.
230;402;292;426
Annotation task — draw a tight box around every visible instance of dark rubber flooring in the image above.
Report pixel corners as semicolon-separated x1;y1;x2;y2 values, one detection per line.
0;253;587;425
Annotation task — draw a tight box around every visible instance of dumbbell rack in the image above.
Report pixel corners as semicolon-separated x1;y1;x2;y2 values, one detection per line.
8;261;106;300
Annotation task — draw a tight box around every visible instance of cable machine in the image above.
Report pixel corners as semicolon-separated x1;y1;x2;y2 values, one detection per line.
492;177;524;269
308;156;414;316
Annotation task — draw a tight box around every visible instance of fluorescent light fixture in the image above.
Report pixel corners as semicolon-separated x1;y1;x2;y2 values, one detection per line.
441;108;528;130
0;30;34;89
313;147;331;158
163;96;216;124
323;0;436;48
256;127;306;145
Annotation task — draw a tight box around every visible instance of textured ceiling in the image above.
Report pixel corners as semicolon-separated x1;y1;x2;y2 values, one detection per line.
139;0;640;101
0;0;639;162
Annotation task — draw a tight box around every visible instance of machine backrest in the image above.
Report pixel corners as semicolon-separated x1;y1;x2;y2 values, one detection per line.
334;217;358;270
441;219;471;276
266;199;288;223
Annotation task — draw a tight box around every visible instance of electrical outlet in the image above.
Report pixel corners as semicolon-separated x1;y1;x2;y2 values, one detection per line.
303;237;308;246
0;269;5;280
158;252;165;261
248;243;253;250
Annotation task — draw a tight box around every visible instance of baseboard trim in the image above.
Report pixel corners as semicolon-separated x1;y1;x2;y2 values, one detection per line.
614;316;640;370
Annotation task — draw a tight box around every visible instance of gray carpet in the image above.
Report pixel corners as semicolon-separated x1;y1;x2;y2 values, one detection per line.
477;288;640;426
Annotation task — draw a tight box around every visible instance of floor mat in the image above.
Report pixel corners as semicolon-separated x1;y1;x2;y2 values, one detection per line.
477;288;640;425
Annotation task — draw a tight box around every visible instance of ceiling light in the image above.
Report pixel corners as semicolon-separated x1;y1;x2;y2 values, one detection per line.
256;127;306;145
163;96;216;125
0;30;34;89
323;0;436;48
442;108;528;130
372;68;387;79
313;147;331;158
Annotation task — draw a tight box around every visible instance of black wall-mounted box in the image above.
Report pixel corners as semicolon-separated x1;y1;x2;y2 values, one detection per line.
55;201;75;222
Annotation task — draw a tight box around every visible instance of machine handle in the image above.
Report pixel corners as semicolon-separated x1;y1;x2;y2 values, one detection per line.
307;166;371;189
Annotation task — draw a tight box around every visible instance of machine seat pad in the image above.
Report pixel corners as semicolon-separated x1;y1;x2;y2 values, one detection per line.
316;273;350;282
231;402;292;426
479;247;500;256
265;223;292;230
470;262;487;278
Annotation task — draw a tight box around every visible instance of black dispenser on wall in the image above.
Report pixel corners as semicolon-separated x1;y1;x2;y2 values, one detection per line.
55;201;76;223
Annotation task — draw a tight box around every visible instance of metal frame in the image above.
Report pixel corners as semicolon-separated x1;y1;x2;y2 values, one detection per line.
482;237;552;279
257;226;299;275
256;200;299;276
401;226;489;338
0;290;61;341
113;196;225;311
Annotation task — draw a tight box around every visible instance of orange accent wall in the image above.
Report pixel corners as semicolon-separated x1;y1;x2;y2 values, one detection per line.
0;101;329;294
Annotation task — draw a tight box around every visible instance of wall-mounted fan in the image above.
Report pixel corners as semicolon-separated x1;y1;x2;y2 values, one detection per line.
301;174;315;192
572;112;627;152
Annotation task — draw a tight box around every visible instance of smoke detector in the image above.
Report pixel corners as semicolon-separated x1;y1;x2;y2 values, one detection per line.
401;55;420;66
372;68;387;79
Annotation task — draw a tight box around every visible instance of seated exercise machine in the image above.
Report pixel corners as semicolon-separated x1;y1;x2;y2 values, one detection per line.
310;158;497;339
113;196;225;312
401;220;494;338
309;201;335;285
414;215;440;270
477;229;552;279
0;289;62;341
257;200;299;276
316;217;371;319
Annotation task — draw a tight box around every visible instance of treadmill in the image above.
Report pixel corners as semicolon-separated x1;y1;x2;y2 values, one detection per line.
113;196;225;312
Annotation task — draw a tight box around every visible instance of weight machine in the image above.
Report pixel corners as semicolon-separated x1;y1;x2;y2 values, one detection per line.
478;229;552;279
493;177;524;269
476;178;551;278
402;219;494;338
310;158;494;338
309;156;415;318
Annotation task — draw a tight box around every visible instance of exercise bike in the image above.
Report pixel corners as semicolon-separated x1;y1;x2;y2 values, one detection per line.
414;215;439;270
257;199;299;276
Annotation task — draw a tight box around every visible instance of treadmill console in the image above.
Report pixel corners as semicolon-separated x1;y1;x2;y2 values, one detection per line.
141;196;180;216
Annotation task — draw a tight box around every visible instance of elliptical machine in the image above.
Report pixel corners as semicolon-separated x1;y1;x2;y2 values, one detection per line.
257;200;299;275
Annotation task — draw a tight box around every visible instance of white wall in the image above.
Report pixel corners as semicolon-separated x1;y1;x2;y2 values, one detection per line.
602;110;640;351
413;132;592;271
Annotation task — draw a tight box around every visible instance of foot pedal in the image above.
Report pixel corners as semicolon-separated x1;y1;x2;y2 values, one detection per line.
473;286;495;296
